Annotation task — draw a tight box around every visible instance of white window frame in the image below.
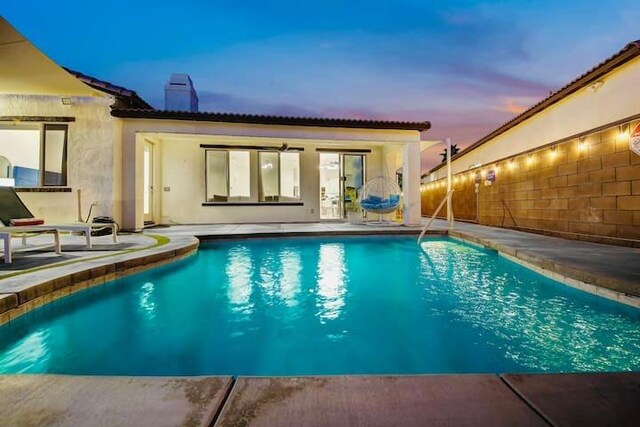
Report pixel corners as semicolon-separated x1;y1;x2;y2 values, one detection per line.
204;149;251;203
0;123;68;188
258;151;301;202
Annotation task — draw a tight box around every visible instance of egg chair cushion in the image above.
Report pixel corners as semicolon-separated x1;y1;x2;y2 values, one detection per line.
364;195;383;204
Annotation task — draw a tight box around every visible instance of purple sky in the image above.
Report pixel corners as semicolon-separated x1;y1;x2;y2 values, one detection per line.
3;1;639;171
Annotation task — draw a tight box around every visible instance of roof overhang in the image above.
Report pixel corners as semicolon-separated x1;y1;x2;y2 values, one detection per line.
111;108;431;132
0;16;102;97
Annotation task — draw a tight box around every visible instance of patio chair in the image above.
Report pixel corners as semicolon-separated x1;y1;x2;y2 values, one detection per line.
1;228;61;264
0;187;117;249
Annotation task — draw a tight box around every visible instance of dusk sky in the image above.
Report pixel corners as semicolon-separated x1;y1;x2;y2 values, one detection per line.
3;1;639;170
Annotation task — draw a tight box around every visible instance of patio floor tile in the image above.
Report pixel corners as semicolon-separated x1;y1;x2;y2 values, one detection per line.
502;372;640;427
215;375;546;427
0;375;232;427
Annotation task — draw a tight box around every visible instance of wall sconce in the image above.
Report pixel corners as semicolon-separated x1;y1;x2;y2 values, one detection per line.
507;159;515;170
527;154;534;165
549;147;557;159
60;97;74;106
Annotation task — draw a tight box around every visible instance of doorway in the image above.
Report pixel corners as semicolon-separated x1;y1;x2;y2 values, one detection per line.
143;140;154;224
319;153;365;220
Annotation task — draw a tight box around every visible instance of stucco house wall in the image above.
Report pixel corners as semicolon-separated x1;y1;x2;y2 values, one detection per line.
0;94;119;224
118;117;420;229
157;137;384;224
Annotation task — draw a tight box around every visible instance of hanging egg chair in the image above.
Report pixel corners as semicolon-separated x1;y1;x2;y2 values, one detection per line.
359;175;402;223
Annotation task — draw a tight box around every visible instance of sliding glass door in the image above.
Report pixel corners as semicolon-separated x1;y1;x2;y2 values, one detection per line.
319;153;365;220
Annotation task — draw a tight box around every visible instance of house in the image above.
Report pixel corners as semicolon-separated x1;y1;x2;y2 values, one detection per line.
422;40;640;243
0;16;429;231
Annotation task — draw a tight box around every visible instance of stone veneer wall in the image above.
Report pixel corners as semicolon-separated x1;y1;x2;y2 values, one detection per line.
421;119;640;242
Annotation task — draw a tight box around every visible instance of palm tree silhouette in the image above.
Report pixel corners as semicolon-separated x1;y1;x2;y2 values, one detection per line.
440;144;460;163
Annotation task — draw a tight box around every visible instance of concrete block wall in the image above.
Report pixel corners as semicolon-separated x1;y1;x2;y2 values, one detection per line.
422;120;640;242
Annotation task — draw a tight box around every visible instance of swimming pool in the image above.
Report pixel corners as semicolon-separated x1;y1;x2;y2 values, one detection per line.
0;236;639;375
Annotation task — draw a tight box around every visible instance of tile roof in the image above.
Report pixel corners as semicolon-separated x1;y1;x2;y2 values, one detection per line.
64;68;153;109
110;108;431;132
430;40;640;173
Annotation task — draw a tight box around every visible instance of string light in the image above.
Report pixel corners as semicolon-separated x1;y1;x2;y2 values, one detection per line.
578;137;587;151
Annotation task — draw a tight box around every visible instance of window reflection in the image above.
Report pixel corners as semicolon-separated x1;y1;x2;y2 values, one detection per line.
226;247;253;308
138;282;157;319
0;330;50;373
317;243;346;321
280;249;301;306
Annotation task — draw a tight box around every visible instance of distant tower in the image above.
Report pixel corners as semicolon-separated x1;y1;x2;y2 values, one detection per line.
164;74;199;112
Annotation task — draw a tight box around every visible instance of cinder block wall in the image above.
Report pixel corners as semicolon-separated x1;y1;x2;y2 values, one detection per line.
421;120;640;242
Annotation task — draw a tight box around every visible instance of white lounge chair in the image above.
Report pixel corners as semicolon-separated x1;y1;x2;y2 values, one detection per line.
0;187;118;250
0;227;61;264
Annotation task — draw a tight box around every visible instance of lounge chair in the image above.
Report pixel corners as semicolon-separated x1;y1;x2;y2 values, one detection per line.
0;187;117;249
1;228;61;264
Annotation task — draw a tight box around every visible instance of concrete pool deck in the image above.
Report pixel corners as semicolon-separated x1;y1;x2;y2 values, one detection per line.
0;372;638;426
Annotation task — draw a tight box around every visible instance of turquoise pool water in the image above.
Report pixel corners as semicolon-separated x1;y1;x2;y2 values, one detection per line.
0;236;639;375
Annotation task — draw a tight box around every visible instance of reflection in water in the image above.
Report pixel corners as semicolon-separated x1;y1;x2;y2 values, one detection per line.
226;247;254;311
138;282;157;320
0;330;50;373
419;240;640;372
280;249;302;306
317;243;346;321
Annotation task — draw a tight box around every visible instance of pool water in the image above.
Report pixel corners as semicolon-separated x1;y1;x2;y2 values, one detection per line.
1;236;639;375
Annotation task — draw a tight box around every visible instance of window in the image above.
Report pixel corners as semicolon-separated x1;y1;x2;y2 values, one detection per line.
43;125;68;186
259;151;300;202
205;150;250;202
0;124;68;187
280;152;300;199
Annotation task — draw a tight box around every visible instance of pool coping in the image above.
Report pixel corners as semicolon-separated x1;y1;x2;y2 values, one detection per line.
0;225;638;326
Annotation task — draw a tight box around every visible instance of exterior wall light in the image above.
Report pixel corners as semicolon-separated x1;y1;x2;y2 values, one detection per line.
527;155;534;165
549;147;557;159
507;159;515;170
61;97;73;106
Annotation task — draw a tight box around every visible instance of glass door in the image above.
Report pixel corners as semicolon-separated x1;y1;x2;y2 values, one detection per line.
319;153;365;220
342;154;364;217
143;141;154;224
319;153;341;220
